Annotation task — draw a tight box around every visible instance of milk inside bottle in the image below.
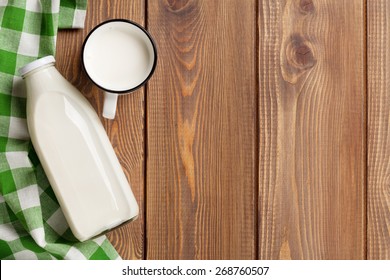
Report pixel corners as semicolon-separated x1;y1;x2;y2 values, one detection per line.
19;56;139;241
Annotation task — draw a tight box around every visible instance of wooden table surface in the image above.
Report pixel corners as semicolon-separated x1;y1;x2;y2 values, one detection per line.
56;0;389;259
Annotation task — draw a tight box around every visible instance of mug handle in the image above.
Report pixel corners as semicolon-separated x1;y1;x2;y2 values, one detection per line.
103;92;118;119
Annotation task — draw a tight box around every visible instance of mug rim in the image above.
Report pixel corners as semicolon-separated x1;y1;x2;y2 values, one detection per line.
81;19;158;94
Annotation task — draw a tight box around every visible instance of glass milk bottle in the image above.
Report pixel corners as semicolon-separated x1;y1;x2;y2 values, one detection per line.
19;56;139;241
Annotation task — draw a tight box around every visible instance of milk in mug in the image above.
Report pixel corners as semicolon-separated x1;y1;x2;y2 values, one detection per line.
82;21;156;91
81;20;157;119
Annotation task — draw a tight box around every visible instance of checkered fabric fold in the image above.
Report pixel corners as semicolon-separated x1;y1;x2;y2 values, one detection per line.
0;0;120;260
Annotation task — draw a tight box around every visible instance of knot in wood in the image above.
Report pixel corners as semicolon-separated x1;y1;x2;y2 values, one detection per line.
295;44;313;67
299;0;315;14
281;34;316;84
165;0;191;12
287;35;316;69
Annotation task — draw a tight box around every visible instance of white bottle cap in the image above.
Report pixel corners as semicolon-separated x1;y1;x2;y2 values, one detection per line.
18;55;56;77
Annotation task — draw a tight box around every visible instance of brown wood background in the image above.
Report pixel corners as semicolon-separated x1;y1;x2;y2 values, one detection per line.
56;0;390;259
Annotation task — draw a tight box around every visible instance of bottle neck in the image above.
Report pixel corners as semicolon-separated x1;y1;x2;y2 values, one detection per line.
23;64;65;98
22;62;56;79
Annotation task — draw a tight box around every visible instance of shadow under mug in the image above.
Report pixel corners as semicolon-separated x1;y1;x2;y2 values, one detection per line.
81;19;157;119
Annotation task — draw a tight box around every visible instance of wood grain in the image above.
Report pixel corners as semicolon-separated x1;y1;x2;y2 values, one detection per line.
258;0;366;259
52;0;390;260
146;0;257;259
56;0;145;259
367;0;390;260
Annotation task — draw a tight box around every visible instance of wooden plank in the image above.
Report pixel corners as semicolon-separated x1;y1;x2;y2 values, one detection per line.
146;0;257;259
367;0;390;260
56;0;145;259
258;0;365;259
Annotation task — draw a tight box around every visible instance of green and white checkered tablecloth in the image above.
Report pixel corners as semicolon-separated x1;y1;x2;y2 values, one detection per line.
0;0;120;259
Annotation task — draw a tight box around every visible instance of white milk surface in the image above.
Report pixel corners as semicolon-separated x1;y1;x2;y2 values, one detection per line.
83;21;155;91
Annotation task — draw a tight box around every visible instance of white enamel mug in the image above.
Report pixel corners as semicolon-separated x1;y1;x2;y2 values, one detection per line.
82;19;157;119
